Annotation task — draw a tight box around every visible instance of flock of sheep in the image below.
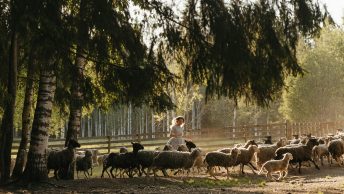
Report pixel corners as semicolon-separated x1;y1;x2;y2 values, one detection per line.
11;132;344;181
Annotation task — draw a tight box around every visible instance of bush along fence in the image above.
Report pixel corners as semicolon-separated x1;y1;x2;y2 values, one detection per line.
10;120;344;156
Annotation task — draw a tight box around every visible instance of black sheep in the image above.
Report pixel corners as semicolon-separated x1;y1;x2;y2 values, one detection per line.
275;138;319;174
47;139;81;179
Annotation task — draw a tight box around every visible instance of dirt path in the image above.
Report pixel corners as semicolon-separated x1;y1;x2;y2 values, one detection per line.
2;165;344;194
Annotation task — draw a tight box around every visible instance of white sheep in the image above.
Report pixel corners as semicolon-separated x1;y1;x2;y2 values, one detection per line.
259;153;293;181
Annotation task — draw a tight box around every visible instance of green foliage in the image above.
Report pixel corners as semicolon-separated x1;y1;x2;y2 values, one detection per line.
280;26;344;121
160;0;324;106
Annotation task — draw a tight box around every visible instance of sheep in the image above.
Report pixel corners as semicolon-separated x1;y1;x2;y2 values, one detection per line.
76;150;93;178
89;149;100;166
204;148;241;179
217;139;258;154
312;138;330;166
275;138;319;174
101;142;144;178
47;139;81;180
120;147;128;153
163;144;173;151
136;150;169;177
177;144;189;152
185;140;197;151
152;148;201;177
192;153;206;174
234;145;260;174
263;136;273;144
328;139;344;166
258;153;293;181
256;138;286;169
101;152;119;178
97;154;108;167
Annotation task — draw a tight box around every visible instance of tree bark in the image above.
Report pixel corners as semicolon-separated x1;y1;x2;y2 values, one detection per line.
63;0;88;180
11;53;35;179
0;30;18;183
23;69;56;182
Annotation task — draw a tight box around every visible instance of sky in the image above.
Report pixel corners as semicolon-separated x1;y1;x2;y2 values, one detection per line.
321;0;344;24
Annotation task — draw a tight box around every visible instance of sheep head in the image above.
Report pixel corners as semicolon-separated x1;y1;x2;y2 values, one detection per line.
185;140;197;151
67;139;81;149
283;153;293;161
131;142;144;152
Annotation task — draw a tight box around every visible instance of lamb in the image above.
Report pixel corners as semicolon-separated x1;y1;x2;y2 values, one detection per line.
152;148;201;177
101;142;144;178
256;138;286;169
76;150;93;178
328;139;344;166
258;153;293;181
47;139;81;180
275;138;319;174
204;148;241;179
234;145;260;174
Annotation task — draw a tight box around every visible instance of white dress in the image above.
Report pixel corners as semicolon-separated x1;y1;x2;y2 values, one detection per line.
167;125;185;150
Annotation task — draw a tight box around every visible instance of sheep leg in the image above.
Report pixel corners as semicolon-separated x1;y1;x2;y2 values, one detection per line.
240;164;245;174
54;169;59;180
283;170;288;178
162;169;168;177
153;168;157;177
110;167;115;178
209;167;219;180
298;162;302;174
226;167;230;179
90;167;93;176
77;170;79;179
310;160;320;170
84;171;88;179
101;164;110;178
267;172;275;181
248;162;257;174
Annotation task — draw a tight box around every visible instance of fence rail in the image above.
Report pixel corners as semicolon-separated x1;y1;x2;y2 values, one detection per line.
10;120;344;156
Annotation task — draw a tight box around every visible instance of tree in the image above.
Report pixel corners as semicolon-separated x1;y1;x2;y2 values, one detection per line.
23;68;56;181
280;26;344;121
0;0;18;183
11;52;36;179
158;0;324;106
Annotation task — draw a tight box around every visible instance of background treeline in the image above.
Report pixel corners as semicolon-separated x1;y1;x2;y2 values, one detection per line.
8;25;344;139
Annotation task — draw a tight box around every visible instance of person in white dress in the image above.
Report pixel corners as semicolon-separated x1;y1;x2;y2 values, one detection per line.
167;116;185;150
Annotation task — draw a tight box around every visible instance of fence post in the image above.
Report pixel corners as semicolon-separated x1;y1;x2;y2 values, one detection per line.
137;132;141;143
243;125;247;142
107;136;111;154
285;120;290;139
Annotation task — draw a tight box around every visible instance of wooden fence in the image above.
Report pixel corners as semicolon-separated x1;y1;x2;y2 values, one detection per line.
10;120;344;157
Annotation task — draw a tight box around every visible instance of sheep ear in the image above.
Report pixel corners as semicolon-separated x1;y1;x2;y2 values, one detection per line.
131;142;134;145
